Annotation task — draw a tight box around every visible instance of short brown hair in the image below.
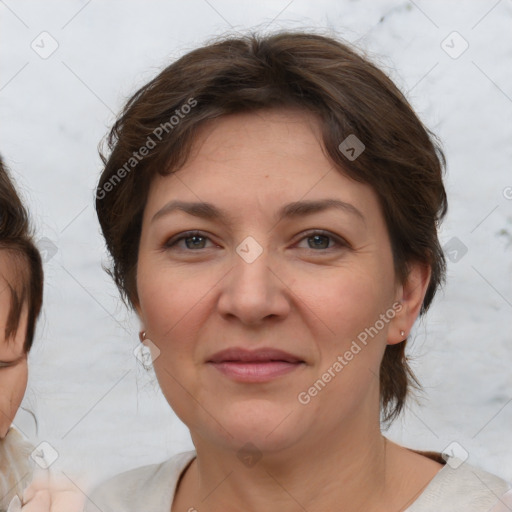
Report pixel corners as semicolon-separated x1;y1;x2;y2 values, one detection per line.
0;157;44;352
96;31;447;424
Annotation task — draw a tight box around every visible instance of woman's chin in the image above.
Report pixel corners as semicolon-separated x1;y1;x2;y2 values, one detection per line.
197;400;306;453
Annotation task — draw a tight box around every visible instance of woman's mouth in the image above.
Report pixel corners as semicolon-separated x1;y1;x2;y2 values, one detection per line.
208;360;304;382
207;347;305;382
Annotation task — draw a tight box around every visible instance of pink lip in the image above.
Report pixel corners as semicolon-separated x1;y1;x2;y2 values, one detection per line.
209;361;303;382
207;347;305;382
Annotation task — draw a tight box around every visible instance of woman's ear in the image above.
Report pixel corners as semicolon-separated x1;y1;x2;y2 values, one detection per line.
388;262;431;345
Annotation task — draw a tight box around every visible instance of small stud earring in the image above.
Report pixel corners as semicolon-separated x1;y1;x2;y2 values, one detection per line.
400;330;406;338
139;331;146;342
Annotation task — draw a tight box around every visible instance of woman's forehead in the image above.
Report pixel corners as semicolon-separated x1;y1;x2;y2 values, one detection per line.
147;109;372;204
186;108;324;157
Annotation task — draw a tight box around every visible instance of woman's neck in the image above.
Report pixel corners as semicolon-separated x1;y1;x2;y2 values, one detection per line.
171;426;419;512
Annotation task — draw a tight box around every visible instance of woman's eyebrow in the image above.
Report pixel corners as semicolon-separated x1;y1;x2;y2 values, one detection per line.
151;198;366;226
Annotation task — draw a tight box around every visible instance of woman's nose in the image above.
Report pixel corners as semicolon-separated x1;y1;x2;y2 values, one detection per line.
216;237;291;326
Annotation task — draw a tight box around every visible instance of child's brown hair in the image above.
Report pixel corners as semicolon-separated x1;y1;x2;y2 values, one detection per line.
0;156;43;352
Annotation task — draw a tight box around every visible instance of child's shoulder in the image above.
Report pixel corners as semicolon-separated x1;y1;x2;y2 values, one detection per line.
0;428;35;511
83;450;196;512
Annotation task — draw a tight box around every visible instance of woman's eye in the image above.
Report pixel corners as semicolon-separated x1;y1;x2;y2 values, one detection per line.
295;230;347;251
164;230;347;252
164;231;215;251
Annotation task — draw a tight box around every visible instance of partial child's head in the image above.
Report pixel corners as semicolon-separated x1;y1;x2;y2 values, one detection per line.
0;157;43;438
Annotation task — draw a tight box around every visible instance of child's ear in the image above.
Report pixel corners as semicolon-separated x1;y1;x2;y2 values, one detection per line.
388;262;431;345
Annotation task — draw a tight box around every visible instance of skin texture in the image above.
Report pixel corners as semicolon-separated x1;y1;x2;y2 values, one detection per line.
0;253;28;439
20;474;86;512
135;108;442;512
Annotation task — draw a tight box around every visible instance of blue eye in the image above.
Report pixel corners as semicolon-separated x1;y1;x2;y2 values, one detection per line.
297;230;346;251
164;230;347;252
164;231;214;251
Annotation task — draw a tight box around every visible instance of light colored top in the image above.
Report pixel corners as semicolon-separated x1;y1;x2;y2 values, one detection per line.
83;450;512;512
0;428;35;512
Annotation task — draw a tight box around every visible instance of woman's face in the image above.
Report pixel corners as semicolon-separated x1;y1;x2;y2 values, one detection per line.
135;108;427;453
0;253;28;439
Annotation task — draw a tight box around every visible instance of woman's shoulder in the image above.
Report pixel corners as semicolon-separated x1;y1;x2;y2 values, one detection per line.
408;452;512;512
83;450;196;512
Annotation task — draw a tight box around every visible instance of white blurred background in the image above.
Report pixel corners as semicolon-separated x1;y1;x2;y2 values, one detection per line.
1;0;511;489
